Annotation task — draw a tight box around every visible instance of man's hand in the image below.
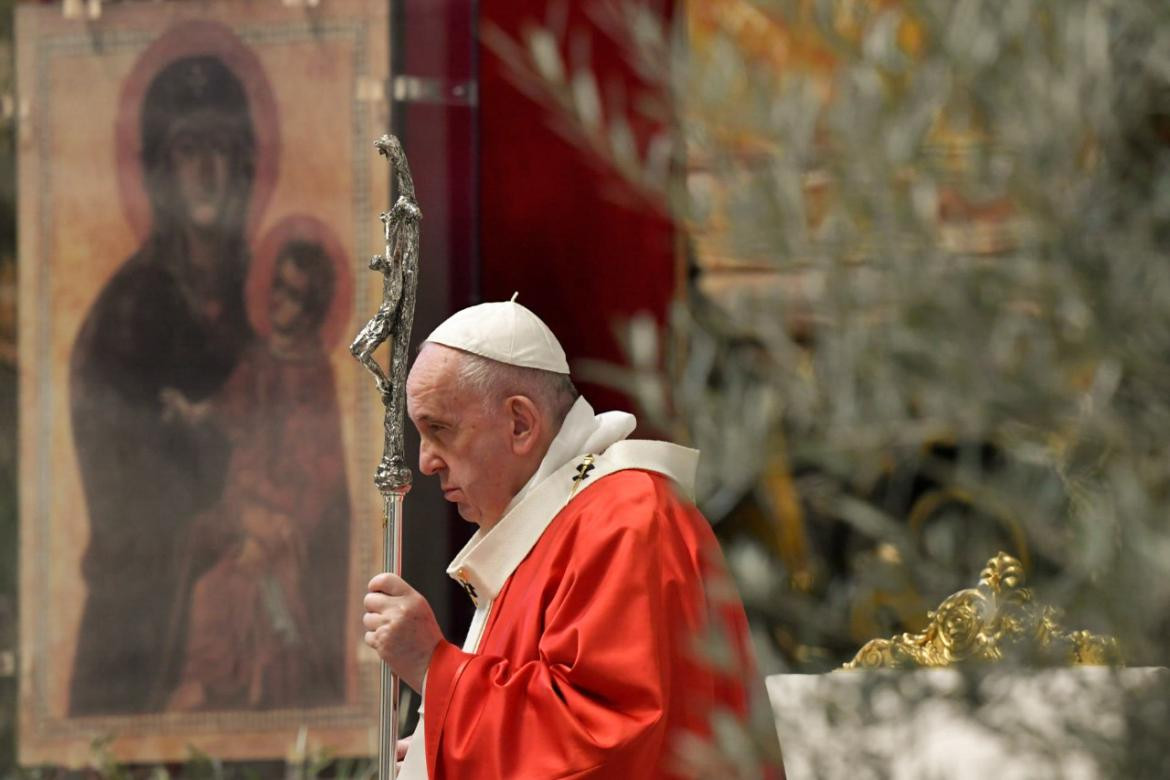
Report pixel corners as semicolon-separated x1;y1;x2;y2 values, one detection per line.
363;573;443;693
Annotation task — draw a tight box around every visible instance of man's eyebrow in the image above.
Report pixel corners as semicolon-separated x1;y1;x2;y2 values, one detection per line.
416;413;453;426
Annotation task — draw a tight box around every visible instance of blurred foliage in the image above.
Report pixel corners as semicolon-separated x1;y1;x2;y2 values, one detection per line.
487;2;1170;773
487;0;1170;679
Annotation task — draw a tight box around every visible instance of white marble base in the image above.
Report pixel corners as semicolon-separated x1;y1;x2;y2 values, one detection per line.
767;667;1168;779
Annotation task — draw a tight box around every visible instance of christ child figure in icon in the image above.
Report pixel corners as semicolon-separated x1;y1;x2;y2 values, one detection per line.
163;236;350;711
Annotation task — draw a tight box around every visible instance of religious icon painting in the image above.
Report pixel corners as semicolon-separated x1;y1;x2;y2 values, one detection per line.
16;0;389;766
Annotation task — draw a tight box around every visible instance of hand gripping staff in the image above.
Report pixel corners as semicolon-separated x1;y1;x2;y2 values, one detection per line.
350;134;421;780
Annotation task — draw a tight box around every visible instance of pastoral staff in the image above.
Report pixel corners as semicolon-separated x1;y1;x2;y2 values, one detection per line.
362;300;783;779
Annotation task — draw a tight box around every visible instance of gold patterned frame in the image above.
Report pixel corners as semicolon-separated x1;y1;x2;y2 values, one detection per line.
845;552;1121;669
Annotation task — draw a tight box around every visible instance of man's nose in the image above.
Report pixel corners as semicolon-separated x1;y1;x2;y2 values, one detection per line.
418;441;443;476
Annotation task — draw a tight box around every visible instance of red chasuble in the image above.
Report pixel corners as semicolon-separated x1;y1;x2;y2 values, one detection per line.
422;470;782;779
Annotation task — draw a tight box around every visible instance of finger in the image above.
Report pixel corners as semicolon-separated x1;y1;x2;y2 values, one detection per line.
396;738;412;761
363;591;394;613
362;611;384;631
368;572;413;596
364;630;378;649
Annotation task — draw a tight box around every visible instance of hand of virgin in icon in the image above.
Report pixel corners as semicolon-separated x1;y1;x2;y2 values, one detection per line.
363;573;443;693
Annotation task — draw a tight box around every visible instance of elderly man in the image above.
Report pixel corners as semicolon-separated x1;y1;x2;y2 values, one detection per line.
363;300;781;779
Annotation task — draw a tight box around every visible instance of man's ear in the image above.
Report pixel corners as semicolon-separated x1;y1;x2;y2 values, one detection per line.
506;395;542;455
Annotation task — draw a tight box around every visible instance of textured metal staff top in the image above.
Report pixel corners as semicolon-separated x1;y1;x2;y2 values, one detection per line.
350;134;422;495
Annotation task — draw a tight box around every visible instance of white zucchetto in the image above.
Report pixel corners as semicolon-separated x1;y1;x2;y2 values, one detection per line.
424;297;571;375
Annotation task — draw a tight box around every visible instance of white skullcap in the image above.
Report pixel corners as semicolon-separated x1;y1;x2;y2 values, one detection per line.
424;296;570;375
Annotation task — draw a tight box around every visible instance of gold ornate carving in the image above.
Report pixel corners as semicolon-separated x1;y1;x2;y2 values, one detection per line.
844;552;1122;669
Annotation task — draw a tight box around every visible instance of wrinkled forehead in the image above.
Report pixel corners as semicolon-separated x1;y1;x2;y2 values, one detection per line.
406;343;472;415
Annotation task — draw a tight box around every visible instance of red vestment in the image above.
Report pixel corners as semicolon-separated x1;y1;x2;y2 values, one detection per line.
422;469;782;779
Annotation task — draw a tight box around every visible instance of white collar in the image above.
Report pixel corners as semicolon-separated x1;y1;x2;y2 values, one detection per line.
445;396;637;605
504;397;636;514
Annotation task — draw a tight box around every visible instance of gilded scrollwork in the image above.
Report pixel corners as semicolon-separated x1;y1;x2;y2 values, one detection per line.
844;552;1122;669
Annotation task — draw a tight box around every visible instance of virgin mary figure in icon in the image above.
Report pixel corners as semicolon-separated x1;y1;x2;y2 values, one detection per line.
69;53;258;715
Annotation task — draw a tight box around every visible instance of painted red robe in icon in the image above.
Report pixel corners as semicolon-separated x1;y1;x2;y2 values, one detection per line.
421;470;784;779
172;345;350;709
